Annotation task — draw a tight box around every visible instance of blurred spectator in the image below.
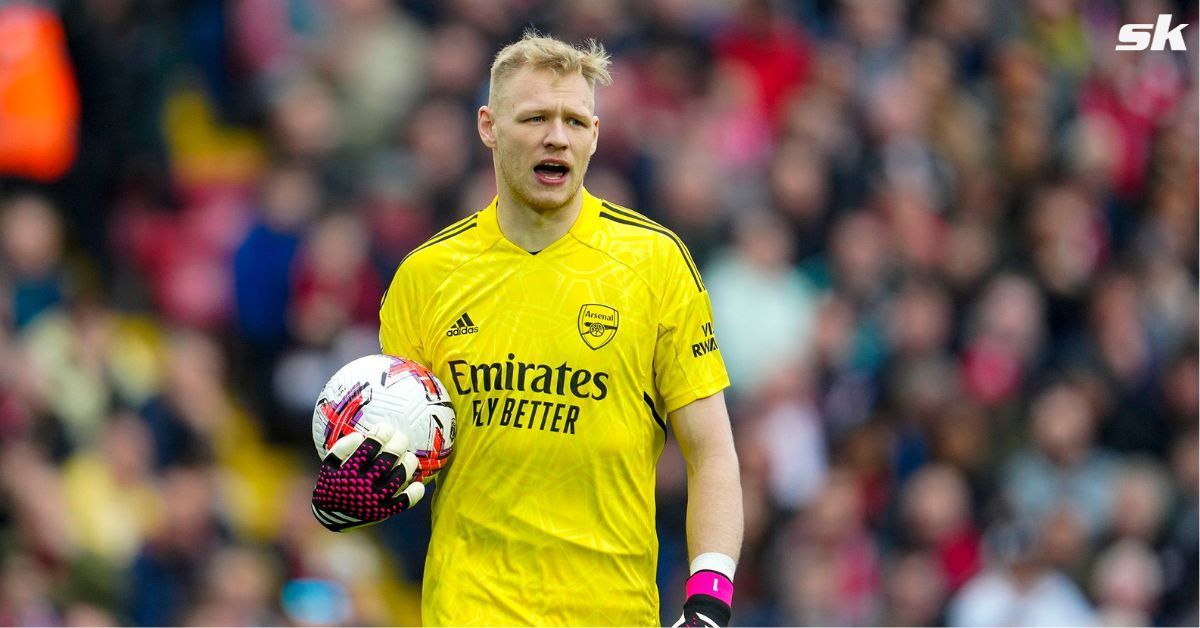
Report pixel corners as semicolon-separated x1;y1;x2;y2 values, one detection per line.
288;211;382;349
712;0;812;126
233;162;320;354
769;138;833;261
885;277;954;359
898;465;981;591
185;545;283;625
777;469;880;625
20;299;122;449
948;519;1096;626
940;217;999;297
128;464;226;626
960;273;1046;408
882;550;949;626
1080;269;1173;456
705;210;817;395
1002;381;1118;539
838;0;908;97
139;329;244;469
316;0;428;153
424;22;489;100
264;71;342;166
1108;457;1172;545
1091;539;1164;627
1038;505;1090;582
1026;183;1108;312
0;193;69;329
61;412;160;567
403;97;478;218
742;363;827;512
928;401;993;497
690;61;774;176
821;209;892;306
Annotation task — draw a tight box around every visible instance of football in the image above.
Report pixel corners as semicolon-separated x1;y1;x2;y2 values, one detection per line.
312;354;456;482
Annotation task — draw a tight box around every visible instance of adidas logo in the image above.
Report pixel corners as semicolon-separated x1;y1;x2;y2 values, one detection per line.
446;312;479;337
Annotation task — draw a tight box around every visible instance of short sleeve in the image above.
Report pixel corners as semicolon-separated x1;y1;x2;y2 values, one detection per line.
379;263;428;365
652;240;730;414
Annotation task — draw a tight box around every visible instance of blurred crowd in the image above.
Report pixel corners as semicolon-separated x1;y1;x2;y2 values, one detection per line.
0;0;1196;625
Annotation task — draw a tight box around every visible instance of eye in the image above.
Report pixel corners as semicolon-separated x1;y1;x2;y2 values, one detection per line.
568;118;587;127
524;115;544;123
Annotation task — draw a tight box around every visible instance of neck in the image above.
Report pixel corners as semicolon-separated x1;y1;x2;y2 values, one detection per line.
496;190;584;252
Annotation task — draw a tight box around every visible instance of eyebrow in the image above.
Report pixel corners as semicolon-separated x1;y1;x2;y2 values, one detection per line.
513;104;593;119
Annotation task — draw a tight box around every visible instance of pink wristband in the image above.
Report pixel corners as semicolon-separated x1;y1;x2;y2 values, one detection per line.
685;570;734;607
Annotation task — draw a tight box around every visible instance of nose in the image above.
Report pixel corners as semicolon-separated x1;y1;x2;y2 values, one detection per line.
543;120;569;150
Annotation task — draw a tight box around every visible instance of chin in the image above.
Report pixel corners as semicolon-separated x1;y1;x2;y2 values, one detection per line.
522;184;579;213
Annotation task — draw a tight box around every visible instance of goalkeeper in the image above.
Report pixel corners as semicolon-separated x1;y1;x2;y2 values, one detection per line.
312;31;743;627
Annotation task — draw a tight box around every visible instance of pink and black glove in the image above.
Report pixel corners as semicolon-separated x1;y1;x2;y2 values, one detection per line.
311;424;425;532
672;568;734;627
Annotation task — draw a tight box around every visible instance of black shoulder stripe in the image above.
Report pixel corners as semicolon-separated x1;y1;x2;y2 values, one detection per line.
600;202;704;291
431;213;479;239
601;201;665;228
643;392;667;434
413;216;477;253
599;211;703;292
399;218;478;266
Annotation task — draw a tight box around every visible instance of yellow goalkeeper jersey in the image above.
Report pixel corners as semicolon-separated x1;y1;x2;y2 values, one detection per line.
379;189;729;626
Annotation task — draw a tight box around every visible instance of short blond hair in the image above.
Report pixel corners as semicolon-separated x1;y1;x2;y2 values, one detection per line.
488;31;612;107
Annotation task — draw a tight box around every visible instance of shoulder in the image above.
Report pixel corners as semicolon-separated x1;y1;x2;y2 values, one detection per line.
593;199;680;249
392;212;489;283
591;199;705;294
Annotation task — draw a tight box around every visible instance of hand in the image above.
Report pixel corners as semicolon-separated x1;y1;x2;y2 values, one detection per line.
311;424;425;532
671;571;733;627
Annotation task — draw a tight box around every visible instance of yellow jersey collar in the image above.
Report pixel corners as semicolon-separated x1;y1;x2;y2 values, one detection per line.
476;187;602;251
571;187;602;240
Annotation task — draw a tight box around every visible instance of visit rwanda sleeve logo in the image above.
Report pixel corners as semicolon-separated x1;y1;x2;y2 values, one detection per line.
578;304;619;350
691;321;719;357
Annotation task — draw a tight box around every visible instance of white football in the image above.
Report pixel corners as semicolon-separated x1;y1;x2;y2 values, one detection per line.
312;354;456;482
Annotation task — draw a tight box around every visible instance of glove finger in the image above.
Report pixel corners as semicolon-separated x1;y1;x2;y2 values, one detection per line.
370;425;410;476
324;432;367;466
360;422;395;466
380;426;411;459
388;479;425;511
368;421;395;444
383;451;421;494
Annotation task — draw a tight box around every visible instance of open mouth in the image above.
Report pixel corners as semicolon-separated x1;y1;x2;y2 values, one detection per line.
533;160;570;183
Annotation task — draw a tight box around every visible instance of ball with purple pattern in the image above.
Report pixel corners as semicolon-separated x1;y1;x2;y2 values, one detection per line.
311;354;456;482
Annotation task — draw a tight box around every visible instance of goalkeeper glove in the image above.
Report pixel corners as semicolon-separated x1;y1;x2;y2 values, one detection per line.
311;424;425;532
672;558;734;627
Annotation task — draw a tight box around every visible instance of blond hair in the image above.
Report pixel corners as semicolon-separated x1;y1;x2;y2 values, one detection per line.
488;31;612;107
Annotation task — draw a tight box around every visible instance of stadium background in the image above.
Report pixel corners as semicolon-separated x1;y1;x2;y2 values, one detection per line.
0;0;1196;625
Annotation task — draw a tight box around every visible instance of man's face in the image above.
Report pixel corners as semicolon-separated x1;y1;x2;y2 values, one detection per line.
479;66;599;214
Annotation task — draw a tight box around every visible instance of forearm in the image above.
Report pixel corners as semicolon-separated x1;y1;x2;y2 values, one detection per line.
684;446;743;568
669;392;742;627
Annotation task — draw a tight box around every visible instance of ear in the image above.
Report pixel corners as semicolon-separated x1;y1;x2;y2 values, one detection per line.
478;106;497;149
589;116;600;156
